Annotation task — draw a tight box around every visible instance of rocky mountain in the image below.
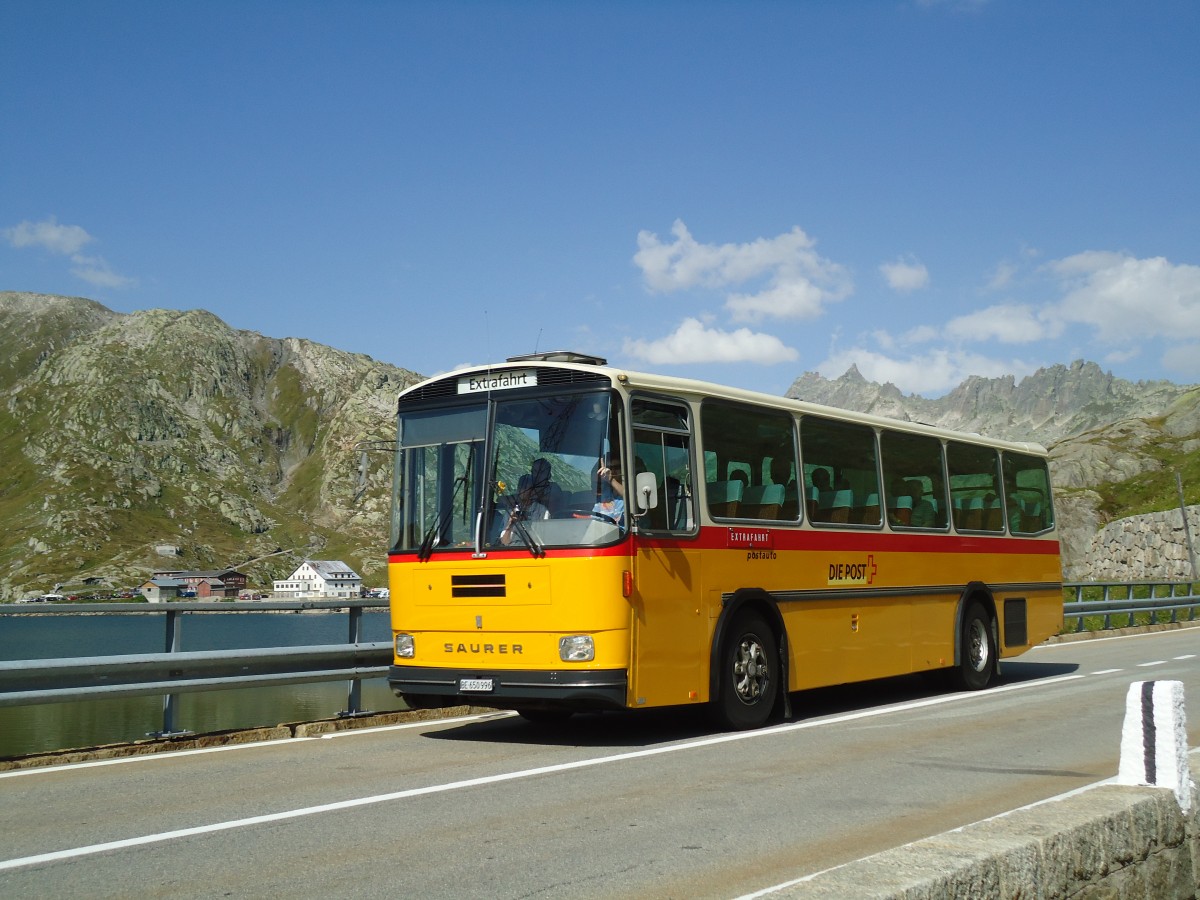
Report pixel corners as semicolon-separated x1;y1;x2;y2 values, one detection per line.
3;290;1197;598
0;292;422;599
787;361;1194;446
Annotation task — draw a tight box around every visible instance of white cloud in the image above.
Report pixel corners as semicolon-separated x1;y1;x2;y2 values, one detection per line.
943;303;1062;344
5;215;136;290
985;261;1017;290
879;256;929;293
725;279;828;321
1162;344;1200;380
70;254;138;289
623;317;798;366
633;220;851;322
1046;251;1200;342
900;324;940;345
4;216;93;255
1103;347;1140;365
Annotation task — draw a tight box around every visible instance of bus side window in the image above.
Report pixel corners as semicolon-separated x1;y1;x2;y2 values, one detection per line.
701;399;797;523
799;415;879;528
880;431;948;530
947;441;1003;533
1003;451;1055;535
632;397;695;535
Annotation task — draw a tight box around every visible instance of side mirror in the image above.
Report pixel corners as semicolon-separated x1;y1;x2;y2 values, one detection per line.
635;471;659;514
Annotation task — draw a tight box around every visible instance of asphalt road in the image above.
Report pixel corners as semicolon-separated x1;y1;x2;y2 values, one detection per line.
2;627;1199;899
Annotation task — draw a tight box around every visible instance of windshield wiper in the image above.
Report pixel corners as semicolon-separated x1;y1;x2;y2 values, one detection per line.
417;447;476;561
498;490;543;558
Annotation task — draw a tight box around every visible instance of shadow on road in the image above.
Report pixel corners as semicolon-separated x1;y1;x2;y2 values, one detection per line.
419;659;1081;749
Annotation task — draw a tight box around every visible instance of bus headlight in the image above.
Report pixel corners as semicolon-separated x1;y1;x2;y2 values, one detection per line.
394;634;415;658
559;635;595;662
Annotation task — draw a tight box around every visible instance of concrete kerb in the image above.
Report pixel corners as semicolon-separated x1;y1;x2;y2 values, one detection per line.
0;706;494;772
766;679;1197;899
766;774;1200;899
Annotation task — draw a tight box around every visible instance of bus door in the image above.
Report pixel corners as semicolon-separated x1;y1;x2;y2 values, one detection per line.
628;398;706;708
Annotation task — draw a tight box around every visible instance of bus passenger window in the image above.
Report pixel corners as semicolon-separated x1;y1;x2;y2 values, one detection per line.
947;441;1003;532
880;431;948;530
1003;451;1055;535
799;416;879;528
701;400;797;522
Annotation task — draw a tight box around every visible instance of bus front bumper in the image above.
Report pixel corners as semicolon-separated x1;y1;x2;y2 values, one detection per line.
388;665;628;711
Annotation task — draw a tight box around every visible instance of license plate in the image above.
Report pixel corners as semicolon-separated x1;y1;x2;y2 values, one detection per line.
459;678;494;692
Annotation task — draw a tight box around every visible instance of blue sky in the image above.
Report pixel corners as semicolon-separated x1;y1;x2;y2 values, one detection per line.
3;1;1198;398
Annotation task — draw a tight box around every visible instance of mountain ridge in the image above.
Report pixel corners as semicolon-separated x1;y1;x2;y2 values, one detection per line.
3;290;1198;597
787;360;1195;446
0;291;422;599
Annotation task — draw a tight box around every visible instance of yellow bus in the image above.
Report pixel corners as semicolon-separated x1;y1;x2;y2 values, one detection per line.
387;352;1062;729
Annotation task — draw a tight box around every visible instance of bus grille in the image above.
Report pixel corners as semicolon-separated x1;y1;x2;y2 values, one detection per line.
452;574;506;598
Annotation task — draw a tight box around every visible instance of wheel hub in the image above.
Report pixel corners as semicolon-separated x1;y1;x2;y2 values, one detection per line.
733;636;770;705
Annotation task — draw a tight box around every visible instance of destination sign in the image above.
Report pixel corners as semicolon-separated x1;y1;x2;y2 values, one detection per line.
457;369;538;395
727;528;772;549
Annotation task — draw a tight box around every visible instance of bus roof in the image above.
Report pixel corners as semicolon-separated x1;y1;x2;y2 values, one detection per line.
398;355;1049;457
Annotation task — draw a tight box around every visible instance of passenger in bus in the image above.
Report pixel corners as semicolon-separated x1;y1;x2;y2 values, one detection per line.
529;457;563;515
809;467;832;520
500;474;551;545
907;480;938;528
887;477;913;526
592;455;625;526
770;456;795;492
771;456;799;519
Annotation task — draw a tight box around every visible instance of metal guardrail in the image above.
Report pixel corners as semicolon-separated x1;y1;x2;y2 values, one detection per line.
1062;581;1200;632
3;585;1200;741
0;599;392;737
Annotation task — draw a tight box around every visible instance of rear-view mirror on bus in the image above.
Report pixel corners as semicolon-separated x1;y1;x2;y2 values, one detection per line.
635;470;659;514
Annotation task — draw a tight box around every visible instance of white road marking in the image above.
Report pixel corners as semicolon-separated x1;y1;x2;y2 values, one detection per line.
0;712;516;780
0;738;318;780
0;674;1084;873
4;628;1193;875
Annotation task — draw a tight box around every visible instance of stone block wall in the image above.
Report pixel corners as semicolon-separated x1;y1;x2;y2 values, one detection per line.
1082;506;1200;582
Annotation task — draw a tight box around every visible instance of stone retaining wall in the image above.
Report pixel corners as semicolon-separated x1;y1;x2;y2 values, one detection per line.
1083;506;1200;582
776;759;1200;899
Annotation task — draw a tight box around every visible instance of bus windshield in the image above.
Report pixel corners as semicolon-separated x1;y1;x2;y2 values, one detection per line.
390;389;626;554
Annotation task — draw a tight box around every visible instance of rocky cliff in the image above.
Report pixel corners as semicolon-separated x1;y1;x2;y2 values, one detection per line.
787;360;1193;446
3;291;1197;598
0;292;422;598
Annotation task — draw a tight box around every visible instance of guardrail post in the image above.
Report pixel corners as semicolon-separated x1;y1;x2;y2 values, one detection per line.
154;607;190;738
340;603;368;718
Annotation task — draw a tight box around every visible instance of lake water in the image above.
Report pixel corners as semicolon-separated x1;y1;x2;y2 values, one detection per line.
0;609;406;759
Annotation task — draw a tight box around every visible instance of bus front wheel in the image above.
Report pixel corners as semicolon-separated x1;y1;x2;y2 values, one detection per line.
952;602;996;691
713;612;779;730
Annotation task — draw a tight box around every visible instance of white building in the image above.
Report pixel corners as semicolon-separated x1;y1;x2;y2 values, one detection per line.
272;560;362;599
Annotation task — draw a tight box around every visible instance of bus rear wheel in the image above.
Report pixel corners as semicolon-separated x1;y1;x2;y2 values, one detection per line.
952;602;996;691
713;612;778;730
